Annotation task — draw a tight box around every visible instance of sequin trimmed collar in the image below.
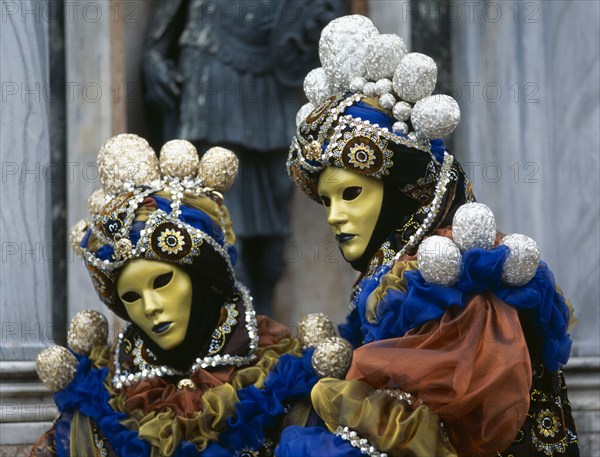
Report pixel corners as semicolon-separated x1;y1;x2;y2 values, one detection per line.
112;283;258;389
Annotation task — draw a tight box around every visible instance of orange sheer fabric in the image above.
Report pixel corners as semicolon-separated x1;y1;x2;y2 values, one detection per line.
347;292;532;457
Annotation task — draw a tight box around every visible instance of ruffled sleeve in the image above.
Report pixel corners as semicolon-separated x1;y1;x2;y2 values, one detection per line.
347;292;532;457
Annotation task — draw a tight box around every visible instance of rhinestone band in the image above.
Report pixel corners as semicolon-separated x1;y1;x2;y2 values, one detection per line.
334;426;388;457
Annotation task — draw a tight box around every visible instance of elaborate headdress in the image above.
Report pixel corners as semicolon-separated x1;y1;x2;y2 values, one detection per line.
287;15;473;270
72;134;240;319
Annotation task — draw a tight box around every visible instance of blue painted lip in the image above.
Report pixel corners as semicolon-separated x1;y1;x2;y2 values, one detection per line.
336;233;355;243
152;322;172;334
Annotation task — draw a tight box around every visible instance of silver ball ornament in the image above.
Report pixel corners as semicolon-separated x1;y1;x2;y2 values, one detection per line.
297;313;337;349
393;53;437;103
363;82;377;98
303;67;333;105
452;203;497;251
500;234;540;286
379;93;396;110
319;15;379;88
67;310;109;355
375;78;393;96
393;101;412;121
411;95;461;138
392;121;409;135
35;345;78;392
311;336;353;379
366;34;407;81
349;76;367;93
296;102;316;128
417;236;462;286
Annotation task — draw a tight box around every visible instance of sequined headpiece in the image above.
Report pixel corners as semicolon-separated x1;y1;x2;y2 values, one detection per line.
288;15;472;264
72;134;240;317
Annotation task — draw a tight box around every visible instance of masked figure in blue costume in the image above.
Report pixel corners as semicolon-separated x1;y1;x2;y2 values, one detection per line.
30;135;330;456
278;15;580;457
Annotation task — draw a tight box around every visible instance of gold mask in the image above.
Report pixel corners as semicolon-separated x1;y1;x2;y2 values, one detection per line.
318;167;384;262
117;259;192;350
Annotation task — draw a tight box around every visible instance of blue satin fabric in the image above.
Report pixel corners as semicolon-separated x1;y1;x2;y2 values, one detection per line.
199;349;319;456
54;356;151;456
353;246;572;371
276;426;364;457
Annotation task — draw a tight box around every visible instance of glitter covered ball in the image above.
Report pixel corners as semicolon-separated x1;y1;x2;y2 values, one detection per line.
417;236;462;286
159;140;200;180
67;310;109;355
296;102;316;128
363;81;377;98
69;219;89;259
393;53;437;103
311;336;354;378
366;34;407;81
297;313;337;349
319;15;379;88
453;203;497;251
393;101;412;121
375;78;393;96
349;76;367;93
379;93;396;109
411;95;461;138
87;188;107;215
197;147;239;192
98;134;160;195
392;121;409;135
304;67;333;105
35;345;78;392
500;234;540;286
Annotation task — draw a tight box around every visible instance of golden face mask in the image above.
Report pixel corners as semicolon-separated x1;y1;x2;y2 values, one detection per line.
317;167;384;262
117;259;192;350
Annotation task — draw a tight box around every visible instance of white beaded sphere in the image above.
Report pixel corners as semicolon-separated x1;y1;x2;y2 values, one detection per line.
69;219;89;259
393;101;412;121
374;78;393;96
363;81;377;98
35;345;78;392
87;188;107;215
500;234;540;286
379;93;396;110
311;336;354;379
411;95;461;138
452;203;497;251
67;310;109;355
365;34;407;81
296;102;315;128
197;147;239;192
349;76;367;93
393;53;437;103
303;67;333;105
297;313;337;349
392;121;409;135
417;236;462;286
319;15;379;88
159;140;200;180
98;134;160;195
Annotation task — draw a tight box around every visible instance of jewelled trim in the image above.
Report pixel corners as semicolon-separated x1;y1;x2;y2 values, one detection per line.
92;422;108;457
112;283;258;389
333;426;388;457
394;151;454;261
207;301;239;356
376;388;415;406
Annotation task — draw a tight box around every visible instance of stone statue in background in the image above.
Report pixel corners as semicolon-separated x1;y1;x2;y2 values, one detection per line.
142;0;345;315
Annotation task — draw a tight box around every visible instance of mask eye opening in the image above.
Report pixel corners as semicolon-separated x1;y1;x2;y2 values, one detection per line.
153;271;174;289
342;186;362;201
121;291;141;303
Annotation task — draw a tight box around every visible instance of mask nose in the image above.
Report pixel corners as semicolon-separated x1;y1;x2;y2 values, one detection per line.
326;200;347;228
143;293;164;319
